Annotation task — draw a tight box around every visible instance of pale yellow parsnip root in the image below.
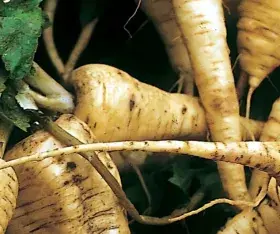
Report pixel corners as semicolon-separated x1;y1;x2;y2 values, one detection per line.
246;97;280;233
0;120;18;234
71;64;207;142
5;114;130;234
267;178;280;214
70;64;263;143
237;0;280;116
4;140;280;184
172;0;249;203
0;159;18;234
218;209;268;234
249;98;280;199
249;98;280;234
140;0;194;95
256;199;280;234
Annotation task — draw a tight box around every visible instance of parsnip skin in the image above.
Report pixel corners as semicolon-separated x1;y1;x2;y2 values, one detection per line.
248;98;280;233
72;64;206;142
5;114;130;234
172;0;249;203
8;140;280;182
141;0;194;95
237;0;280;90
267;178;280;214
71;64;263;143
218;209;268;234
0;159;18;234
0;121;18;234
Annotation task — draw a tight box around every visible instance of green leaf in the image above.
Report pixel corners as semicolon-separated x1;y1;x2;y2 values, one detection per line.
0;85;30;131
168;158;194;194
0;0;46;80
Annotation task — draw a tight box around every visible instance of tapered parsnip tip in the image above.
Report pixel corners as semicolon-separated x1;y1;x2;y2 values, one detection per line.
248;76;263;91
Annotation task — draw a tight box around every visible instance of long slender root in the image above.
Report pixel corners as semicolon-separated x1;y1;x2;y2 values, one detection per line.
236;71;248;101
43;0;65;75
2;140;280;182
62;19;98;85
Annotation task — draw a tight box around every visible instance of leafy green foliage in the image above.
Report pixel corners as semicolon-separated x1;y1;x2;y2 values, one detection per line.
0;0;46;80
0;0;47;129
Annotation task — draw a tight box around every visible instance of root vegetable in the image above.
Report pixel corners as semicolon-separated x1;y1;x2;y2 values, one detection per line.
0;121;18;234
237;0;280;114
140;0;194;94
70;64;263;142
5;114;130;234
218;209;268;234
4;140;280;184
267;178;280;214
172;0;249;203
0;159;18;234
248;98;280;233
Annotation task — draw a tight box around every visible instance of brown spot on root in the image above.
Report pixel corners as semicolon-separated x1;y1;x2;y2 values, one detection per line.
181;106;187;115
102;83;107;109
129;94;136;111
66;161;77;171
64;180;70;186
72;175;88;185
255;163;261;168
137;108;141;117
85;115;90;124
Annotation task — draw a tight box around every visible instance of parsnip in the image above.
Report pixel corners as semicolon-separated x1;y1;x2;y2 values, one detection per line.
0;121;18;234
248;98;280;233
70;64;262;142
218;209;268;234
5;114;130;234
172;0;249;204
5;140;280;184
0;159;18;234
221;96;280;234
267;178;280;214
237;0;280;113
140;0;194;94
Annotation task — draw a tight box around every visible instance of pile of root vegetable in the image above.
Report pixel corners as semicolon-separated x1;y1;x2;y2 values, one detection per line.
1;0;280;233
